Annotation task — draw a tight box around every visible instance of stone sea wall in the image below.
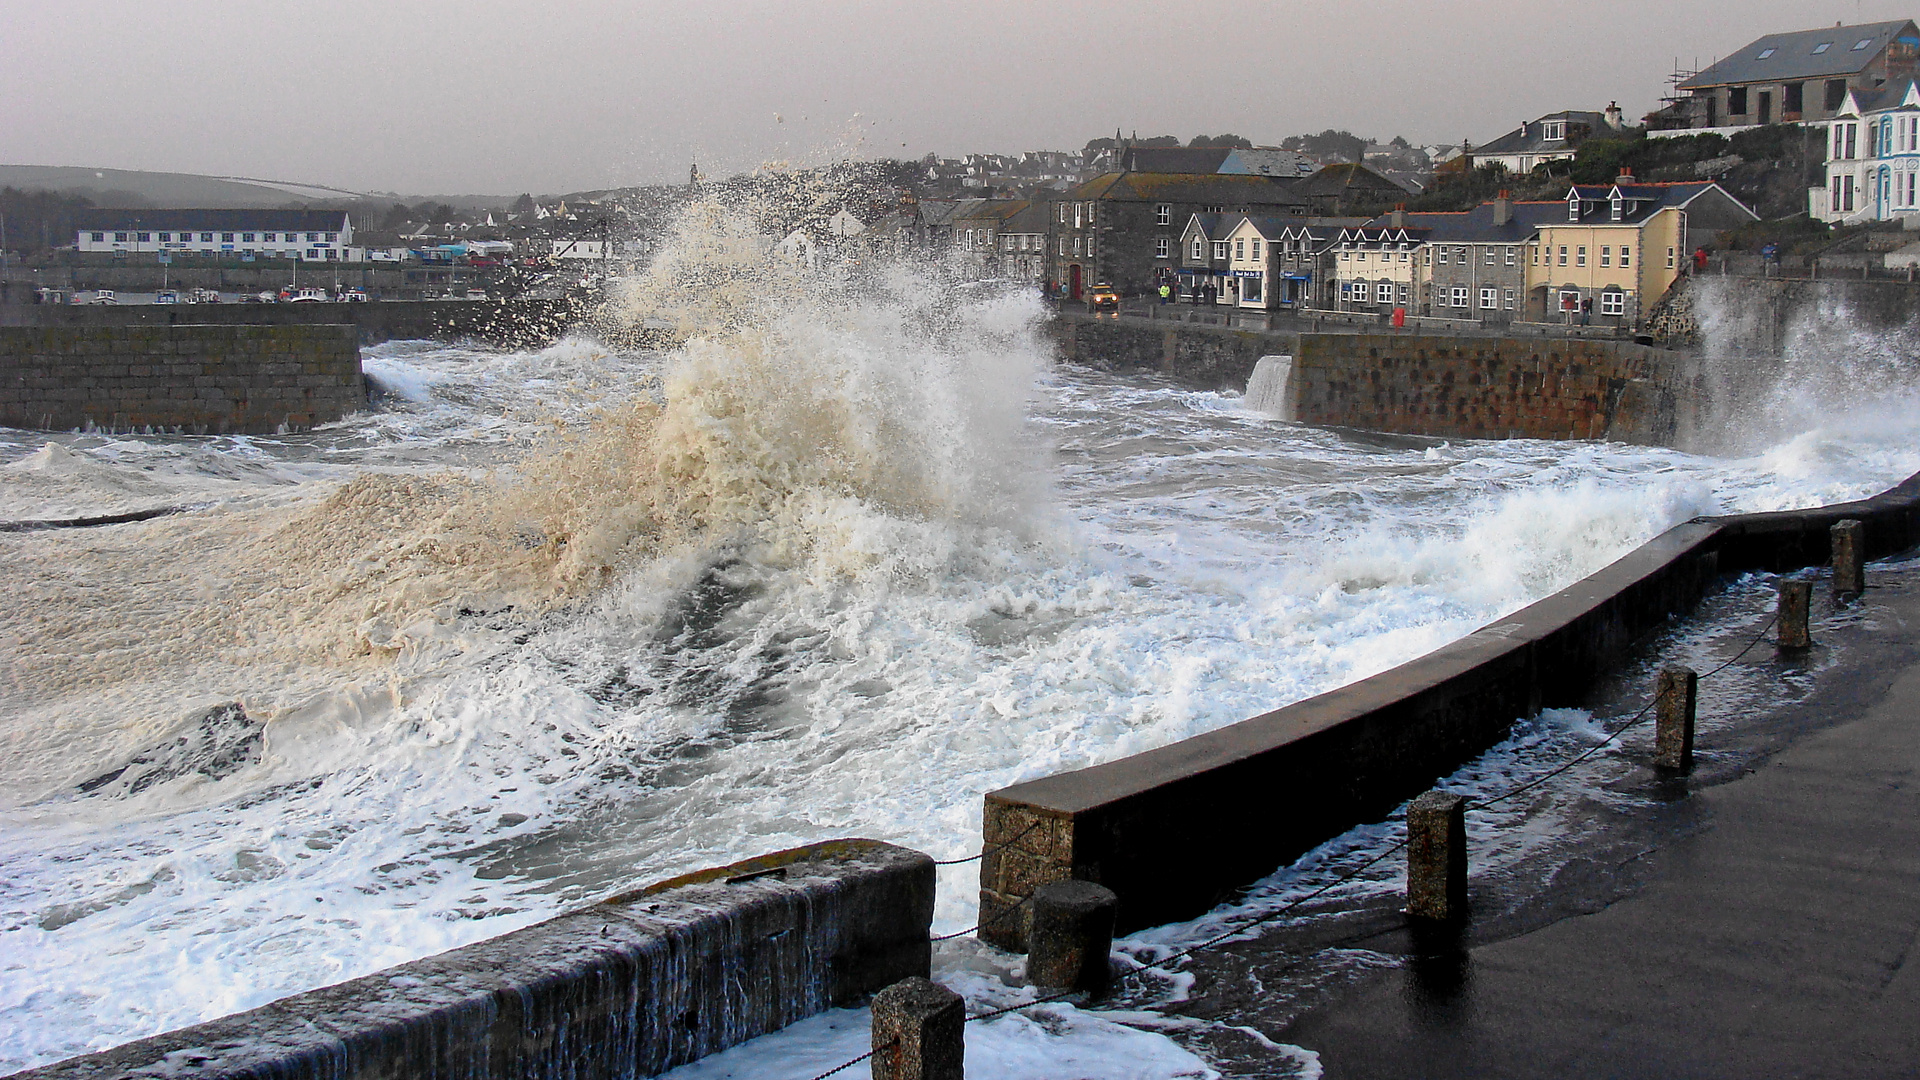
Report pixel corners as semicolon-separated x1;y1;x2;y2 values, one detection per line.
0;324;363;434
13;840;934;1080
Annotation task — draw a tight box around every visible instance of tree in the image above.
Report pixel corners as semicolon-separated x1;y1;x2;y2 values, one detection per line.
1188;134;1253;149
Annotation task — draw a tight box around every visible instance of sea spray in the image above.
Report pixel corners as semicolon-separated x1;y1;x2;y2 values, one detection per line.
6;191;1920;1073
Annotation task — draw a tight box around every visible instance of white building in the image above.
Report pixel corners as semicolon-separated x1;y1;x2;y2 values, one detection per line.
1812;78;1920;222
74;210;358;260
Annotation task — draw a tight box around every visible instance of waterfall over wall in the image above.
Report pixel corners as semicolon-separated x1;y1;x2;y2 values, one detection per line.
1245;355;1295;420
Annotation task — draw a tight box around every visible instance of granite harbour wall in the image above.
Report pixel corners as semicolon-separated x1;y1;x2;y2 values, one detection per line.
0;324;364;435
1047;313;1704;447
12;840;934;1080
977;470;1920;948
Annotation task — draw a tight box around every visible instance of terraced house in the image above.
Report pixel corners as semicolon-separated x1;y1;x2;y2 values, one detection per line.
1372;196;1564;322
1329;223;1427;315
1814;78;1920;222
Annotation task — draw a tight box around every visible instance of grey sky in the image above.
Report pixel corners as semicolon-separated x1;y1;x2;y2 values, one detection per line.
3;1;1908;195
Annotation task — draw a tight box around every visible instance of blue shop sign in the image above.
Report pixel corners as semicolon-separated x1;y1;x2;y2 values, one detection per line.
1230;269;1262;278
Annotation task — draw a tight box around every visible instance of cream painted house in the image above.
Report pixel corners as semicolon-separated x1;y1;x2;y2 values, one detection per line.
1527;176;1756;323
1331;224;1428;313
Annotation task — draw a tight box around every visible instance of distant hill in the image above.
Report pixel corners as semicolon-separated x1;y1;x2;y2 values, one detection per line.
0;165;378;207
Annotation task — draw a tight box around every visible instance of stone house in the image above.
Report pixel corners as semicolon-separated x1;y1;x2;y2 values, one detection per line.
1287;164;1410;217
1051;173;1306;300
1813;78;1920;222
1655;20;1920;133
949;199;1030;279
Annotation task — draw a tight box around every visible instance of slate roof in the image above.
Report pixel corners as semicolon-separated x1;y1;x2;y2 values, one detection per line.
1289;163;1411;196
1678;20;1919;89
1068;172;1306;207
1119;147;1234;173
1218;149;1317;177
74;209;352;232
1560;180;1758;225
1846;77;1920;113
1367;201;1567;242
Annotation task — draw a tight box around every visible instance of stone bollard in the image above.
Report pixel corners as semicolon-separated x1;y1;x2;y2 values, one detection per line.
1406;791;1468;922
1027;879;1118;995
1654;666;1699;772
1832;519;1865;599
1778;579;1814;649
870;977;964;1080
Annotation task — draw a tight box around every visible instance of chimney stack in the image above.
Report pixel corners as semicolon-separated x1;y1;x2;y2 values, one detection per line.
1616;166;1635;185
1390;203;1406;228
1605;101;1624;129
1493;190;1512;227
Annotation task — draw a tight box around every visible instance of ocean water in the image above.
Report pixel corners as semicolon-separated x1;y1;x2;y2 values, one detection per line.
4;246;1920;1076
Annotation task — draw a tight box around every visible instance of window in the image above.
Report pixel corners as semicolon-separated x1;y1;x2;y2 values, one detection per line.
1155;237;1170;258
1576;246;1586;267
1450;286;1470;307
1569;198;1580;221
1666;246;1676;269
1235;239;1245;259
1156;203;1172;226
1251;238;1261;260
1828;79;1848;111
1503;288;1516;310
1397;284;1410;305
1813;42;1833;55
1073;204;1084;228
1558;245;1569;266
262;233;275;242
90;232;104;242
1213;241;1229;260
1059;236;1067;255
1756;47;1776;59
1073;237;1082;255
1600;291;1626;317
157;232;171;242
1479;287;1498;309
1004;235;1015;251
1086;235;1094;257
222;233;235;242
133;232;148;242
326;232;337;242
1437;247;1449;265
1376;282;1392;304
1853;38;1874;51
1543;120;1566;140
242;233;255;243
1192;237;1205;260
1729;87;1748;115
201;233;213;242
1505;246;1516;266
1600;246;1612;267
1399;250;1408;262
1058;204;1067;223
1244;276;1262;302
1621;245;1631;267
1610;197;1623;221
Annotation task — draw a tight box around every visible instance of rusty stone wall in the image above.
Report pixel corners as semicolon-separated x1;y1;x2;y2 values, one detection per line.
0;323;363;434
1289;334;1695;445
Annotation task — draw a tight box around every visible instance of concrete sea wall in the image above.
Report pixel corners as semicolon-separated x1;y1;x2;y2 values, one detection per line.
13;840;934;1080
977;471;1920;948
1047;314;1702;446
0;324;364;435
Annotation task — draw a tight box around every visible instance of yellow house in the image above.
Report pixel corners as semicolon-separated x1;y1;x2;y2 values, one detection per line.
1528;175;1756;324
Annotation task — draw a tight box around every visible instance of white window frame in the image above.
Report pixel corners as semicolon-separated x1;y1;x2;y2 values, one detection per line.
1479;287;1498;310
1450;285;1470;307
1251;238;1261;260
1600;245;1612;267
1503;288;1516;310
1155;237;1170;258
1192;237;1205;260
1504;245;1516;266
1156;204;1172;226
1375;281;1392;304
1600;291;1626;317
1621;245;1632;267
1213;241;1229;260
1666;246;1676;269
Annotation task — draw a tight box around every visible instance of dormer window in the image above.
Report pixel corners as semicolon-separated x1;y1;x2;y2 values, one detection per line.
1757;48;1776;59
1813;42;1833;54
1569;198;1581;222
1543;120;1566;141
1611;197;1624;221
